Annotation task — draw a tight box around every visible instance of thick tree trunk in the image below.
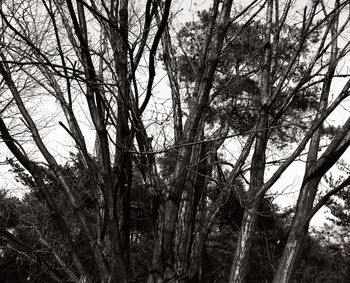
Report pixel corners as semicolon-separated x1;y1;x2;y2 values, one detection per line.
107;0;134;272
188;190;207;282
187;124;229;281
174;170;198;280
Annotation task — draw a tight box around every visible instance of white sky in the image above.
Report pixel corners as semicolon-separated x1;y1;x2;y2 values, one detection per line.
1;0;350;229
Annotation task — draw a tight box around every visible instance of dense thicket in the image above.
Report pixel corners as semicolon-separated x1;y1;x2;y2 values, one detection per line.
1;159;349;282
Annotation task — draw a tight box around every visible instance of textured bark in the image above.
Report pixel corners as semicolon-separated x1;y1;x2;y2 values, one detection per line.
160;19;183;144
187;175;208;282
110;0;133;271
228;118;268;283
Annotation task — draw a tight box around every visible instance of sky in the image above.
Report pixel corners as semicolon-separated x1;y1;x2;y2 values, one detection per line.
1;0;350;229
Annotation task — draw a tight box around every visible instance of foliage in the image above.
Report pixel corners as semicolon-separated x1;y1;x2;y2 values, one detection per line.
293;229;350;282
175;10;320;137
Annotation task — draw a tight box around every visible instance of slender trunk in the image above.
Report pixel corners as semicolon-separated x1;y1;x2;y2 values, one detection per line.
108;0;133;272
273;8;339;282
228;121;268;283
159;13;183;144
229;0;272;280
187;181;207;282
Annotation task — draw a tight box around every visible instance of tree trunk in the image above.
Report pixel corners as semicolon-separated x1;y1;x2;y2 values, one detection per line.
228;119;268;283
174;136;207;281
188;190;207;282
229;203;259;282
187;124;230;281
229;0;272;279
272;177;320;283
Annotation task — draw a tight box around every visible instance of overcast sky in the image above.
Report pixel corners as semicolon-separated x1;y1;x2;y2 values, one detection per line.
2;0;350;229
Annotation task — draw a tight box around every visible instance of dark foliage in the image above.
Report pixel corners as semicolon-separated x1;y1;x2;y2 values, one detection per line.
175;10;320;140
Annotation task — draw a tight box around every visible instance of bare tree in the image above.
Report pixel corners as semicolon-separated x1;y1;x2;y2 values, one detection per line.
2;0;350;282
0;0;170;282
